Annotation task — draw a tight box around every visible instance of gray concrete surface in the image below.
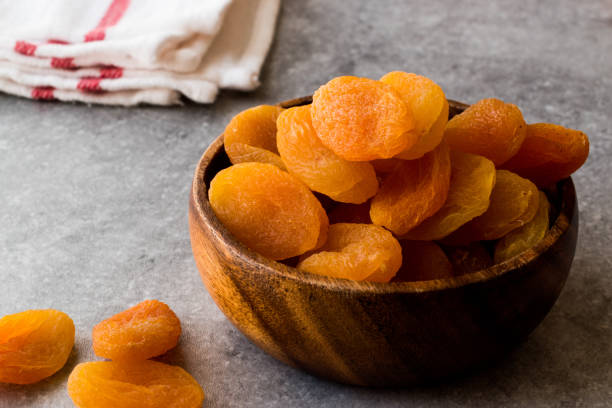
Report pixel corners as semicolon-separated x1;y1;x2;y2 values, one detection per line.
1;1;611;406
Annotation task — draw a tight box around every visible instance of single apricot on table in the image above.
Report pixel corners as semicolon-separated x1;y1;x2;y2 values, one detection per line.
92;299;181;362
67;360;204;408
0;309;75;384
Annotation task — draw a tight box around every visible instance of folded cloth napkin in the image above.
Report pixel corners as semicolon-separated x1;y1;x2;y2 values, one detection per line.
0;0;281;105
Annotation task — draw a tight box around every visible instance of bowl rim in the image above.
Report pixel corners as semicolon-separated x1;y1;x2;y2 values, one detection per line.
190;97;576;294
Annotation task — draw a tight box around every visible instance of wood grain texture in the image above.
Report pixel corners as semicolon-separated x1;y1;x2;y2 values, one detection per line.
188;98;578;386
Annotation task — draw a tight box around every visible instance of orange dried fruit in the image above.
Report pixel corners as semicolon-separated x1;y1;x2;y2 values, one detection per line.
67;360;204;408
442;243;493;275
311;76;416;161
297;223;402;282
402;150;496;240
392;241;454;282
92;300;181;362
209;162;328;260
370;141;451;235
315;203;329;249
0;309;74;384
327;202;372;224
224;104;285;168
224;105;284;152
494;191;551;262
371;158;404;174
443;170;540;244
502;123;589;186
224;143;287;170
445;98;527;166
276;105;378;203
380;71;449;160
396;101;449;160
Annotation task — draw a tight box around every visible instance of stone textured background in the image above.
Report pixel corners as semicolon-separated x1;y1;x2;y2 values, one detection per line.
1;1;611;406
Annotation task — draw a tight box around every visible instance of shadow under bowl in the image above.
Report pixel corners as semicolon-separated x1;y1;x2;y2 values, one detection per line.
188;97;578;387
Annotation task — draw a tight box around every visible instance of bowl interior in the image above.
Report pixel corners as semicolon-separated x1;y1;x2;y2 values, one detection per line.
191;97;576;294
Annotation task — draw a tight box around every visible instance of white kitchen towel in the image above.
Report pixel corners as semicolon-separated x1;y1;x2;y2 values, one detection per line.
0;77;180;105
0;0;234;72
0;0;281;105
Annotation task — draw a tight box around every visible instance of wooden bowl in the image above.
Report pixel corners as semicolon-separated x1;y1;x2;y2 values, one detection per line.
189;97;578;386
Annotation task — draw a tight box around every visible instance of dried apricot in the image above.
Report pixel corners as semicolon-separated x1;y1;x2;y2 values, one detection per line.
397;100;448;160
224;105;285;168
445;98;527;166
327;202;372;224
209;162;328;260
494;191;551;262
315;203;329;249
402;150;496;240
371;158;404;174
224;143;287;170
502;123;589;186
370;141;451;235
92;300;181;362
380;72;449;160
442;243;493;275
311;76;416;161
276;105;378;203
392;241;454;282
0;309;74;384
297;223;402;282
67;360;204;408
443;170;540;244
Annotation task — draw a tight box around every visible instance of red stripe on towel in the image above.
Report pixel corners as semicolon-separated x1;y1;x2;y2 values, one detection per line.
84;0;131;42
48;40;76;69
77;77;103;92
51;57;76;69
31;86;55;100
47;39;70;45
100;66;123;78
14;41;37;56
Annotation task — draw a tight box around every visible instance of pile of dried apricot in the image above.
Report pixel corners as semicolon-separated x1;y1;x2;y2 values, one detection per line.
210;71;589;283
68;300;204;408
0;300;204;407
